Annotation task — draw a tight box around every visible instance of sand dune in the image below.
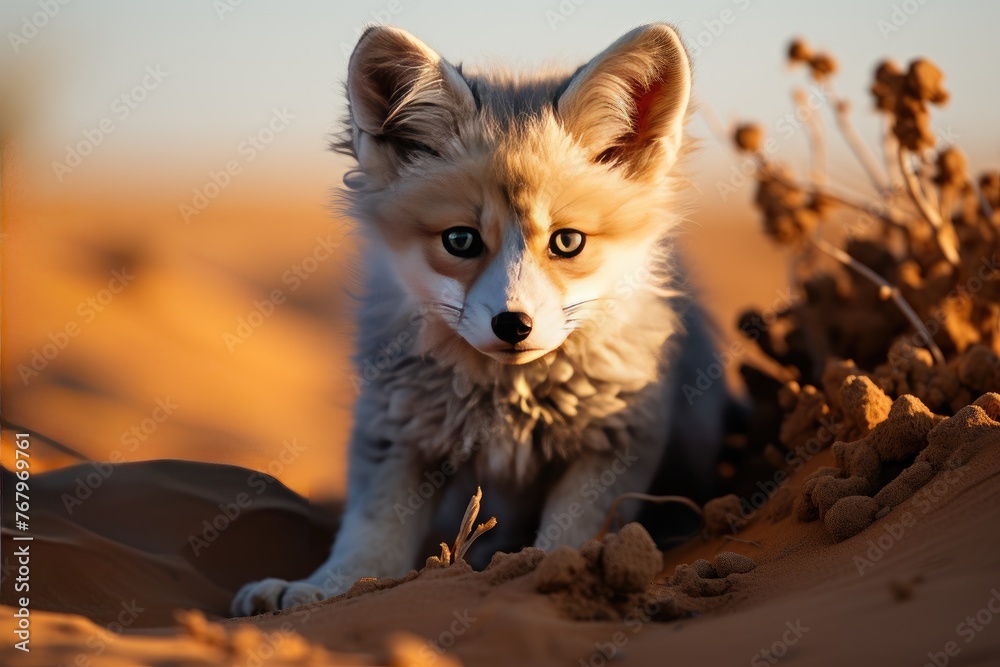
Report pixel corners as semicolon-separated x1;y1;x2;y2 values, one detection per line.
0;453;338;627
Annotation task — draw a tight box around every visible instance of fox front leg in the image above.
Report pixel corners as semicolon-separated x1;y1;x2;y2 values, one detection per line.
533;446;655;549
534;392;671;549
230;434;436;616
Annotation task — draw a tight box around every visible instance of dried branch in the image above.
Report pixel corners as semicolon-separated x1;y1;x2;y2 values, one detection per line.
796;88;827;187
457;517;498;562
939;184;955;228
810;237;945;365
723;535;763;548
596;493;704;540
831;97;890;194
881;118;904;190
450;486;497;564
897;147;961;266
975;180;996;224
760;162;915;237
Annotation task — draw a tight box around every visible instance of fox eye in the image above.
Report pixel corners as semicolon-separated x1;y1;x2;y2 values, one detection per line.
549;229;586;258
442;227;485;258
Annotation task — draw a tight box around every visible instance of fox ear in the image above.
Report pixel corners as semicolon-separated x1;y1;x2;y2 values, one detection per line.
346;26;475;180
557;24;691;179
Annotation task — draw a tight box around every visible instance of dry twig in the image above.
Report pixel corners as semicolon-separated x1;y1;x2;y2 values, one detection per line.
596;493;704;540
897;147;961;266
809;237;945;365
448;486;498;564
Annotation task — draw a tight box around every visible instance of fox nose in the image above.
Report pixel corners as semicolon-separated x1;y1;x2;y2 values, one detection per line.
491;311;533;344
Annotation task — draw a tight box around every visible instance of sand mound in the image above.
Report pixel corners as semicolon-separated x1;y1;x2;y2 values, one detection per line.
789;380;1000;541
667;551;758;598
529;523;665;621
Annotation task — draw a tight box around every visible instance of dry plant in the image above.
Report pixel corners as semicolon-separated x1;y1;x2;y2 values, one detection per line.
594;492;704;541
711;39;999;498
722;39;998;409
429;486;498;566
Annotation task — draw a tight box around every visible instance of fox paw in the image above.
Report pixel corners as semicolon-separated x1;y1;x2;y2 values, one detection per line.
230;578;326;617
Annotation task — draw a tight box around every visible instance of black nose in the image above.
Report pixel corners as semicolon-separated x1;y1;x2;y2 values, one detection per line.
491;311;533;344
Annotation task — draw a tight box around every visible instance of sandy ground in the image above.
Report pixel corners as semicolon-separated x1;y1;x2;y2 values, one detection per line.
2;405;999;665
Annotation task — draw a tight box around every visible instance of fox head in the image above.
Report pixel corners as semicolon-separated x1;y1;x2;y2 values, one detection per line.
340;24;692;366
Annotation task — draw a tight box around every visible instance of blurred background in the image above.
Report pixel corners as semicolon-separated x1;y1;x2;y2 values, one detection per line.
1;0;997;499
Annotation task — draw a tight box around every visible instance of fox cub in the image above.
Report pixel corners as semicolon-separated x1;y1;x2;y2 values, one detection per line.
232;22;727;616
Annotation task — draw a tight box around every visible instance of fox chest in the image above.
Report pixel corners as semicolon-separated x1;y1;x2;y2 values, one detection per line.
358;354;653;482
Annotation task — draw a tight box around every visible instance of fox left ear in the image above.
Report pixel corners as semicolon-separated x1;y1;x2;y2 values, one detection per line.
345;25;476;184
557;24;691;179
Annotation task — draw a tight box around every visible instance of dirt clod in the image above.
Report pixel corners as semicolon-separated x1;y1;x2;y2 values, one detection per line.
601;523;663;593
824;495;881;541
712;552;757;577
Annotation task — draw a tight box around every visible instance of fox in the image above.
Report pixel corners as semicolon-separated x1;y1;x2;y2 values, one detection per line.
232;21;729;616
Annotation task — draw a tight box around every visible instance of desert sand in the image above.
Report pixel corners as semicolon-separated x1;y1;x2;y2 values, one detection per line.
2;385;999;665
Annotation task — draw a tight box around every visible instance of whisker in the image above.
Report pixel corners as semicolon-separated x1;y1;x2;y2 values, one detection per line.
563;297;613;314
424;301;466;327
430;301;463;313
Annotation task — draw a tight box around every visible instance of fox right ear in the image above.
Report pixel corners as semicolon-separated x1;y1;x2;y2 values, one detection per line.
346;26;475;182
557;24;692;181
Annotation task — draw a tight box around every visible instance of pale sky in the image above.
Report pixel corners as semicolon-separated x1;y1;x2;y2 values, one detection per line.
2;0;998;201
